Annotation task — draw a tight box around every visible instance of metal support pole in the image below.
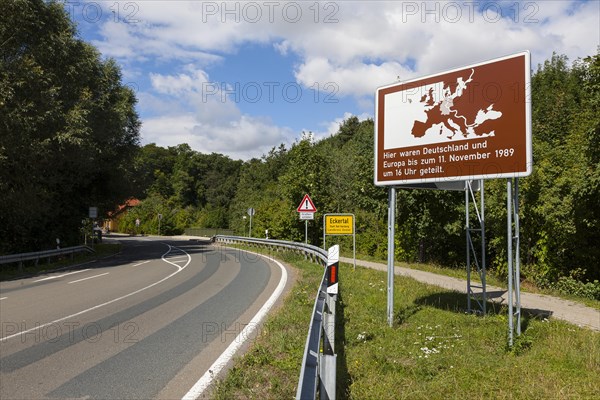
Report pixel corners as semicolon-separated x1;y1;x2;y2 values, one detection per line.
353;217;357;270
319;354;336;400
506;178;523;346
507;179;514;346
466;184;471;312
249;213;253;238
387;187;396;327
305;220;308;245
481;179;487;315
466;180;486;314
514;179;521;335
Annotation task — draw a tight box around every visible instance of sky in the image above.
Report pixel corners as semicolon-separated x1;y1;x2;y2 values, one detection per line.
67;0;600;160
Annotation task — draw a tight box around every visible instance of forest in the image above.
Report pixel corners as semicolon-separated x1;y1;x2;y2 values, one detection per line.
1;1;598;298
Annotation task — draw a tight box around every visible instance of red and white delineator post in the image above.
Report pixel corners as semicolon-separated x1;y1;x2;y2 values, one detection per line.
320;245;339;400
326;245;339;295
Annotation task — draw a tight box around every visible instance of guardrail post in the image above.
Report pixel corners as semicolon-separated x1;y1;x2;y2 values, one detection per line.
320;244;339;400
319;353;336;400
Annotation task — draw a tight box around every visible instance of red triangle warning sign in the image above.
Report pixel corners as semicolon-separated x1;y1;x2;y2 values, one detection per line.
297;194;317;213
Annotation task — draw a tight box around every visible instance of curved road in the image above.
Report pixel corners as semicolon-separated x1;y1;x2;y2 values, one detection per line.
0;236;288;399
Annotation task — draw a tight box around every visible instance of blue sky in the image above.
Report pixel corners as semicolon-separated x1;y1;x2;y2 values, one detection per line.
67;0;599;160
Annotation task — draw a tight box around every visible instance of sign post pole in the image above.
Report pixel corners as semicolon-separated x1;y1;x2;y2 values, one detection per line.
305;220;308;245
387;187;396;327
247;208;255;237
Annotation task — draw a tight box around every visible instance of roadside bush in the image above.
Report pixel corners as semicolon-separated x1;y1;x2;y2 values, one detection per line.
552;276;600;300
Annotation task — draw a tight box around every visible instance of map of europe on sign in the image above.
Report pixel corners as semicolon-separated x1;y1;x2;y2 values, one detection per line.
375;52;532;186
384;68;502;149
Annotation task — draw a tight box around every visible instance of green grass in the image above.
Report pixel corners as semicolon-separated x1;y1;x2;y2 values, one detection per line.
212;248;600;399
0;243;122;281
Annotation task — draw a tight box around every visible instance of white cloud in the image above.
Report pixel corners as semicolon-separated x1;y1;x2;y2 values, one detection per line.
79;0;599;157
295;58;413;99
291;1;599;98
89;1;599;79
140;67;294;159
141;114;294;160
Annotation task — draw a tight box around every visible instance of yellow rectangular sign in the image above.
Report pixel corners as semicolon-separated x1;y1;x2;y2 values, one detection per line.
325;215;354;235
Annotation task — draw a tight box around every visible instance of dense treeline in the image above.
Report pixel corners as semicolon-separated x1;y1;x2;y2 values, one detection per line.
128;52;599;293
1;1;597;294
487;53;600;288
0;0;140;252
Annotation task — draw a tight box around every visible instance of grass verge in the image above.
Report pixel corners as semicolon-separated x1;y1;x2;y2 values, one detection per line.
212;248;600;399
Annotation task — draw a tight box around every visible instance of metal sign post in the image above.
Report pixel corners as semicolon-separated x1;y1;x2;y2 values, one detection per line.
247;208;255;237
305;220;308;245
387;187;396;327
466;180;487;314
507;178;522;346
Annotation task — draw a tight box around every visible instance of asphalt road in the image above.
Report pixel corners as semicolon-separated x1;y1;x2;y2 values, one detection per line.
0;236;288;399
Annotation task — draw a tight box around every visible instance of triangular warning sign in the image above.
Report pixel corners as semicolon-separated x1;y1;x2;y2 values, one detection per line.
297;194;317;213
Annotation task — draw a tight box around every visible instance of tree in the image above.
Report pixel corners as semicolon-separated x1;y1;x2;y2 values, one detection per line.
485;52;600;282
0;0;140;253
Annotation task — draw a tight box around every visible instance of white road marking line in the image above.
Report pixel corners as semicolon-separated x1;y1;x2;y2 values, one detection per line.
0;297;7;301
33;269;91;283
182;250;288;400
68;272;110;284
131;260;151;267
1;244;190;342
161;245;192;270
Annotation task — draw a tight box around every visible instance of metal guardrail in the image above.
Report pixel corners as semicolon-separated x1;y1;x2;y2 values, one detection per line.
185;227;235;237
213;235;337;400
215;235;328;265
0;245;95;271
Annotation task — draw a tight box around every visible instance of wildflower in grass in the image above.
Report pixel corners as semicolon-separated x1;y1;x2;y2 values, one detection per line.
357;332;370;342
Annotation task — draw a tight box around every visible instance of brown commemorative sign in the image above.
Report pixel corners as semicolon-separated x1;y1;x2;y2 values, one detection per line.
374;51;532;186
